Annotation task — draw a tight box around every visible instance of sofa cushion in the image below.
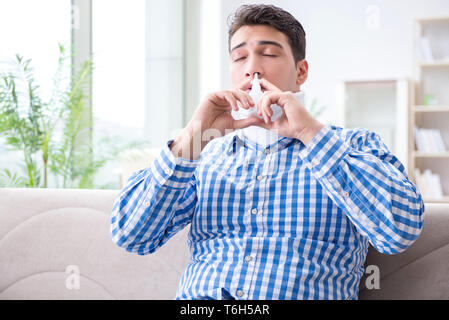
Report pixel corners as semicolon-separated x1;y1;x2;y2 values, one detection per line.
0;188;190;300
359;203;449;299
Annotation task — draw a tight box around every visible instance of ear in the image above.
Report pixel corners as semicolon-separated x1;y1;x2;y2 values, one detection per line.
295;59;309;87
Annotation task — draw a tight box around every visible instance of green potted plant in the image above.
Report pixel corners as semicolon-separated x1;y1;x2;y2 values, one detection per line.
0;44;146;189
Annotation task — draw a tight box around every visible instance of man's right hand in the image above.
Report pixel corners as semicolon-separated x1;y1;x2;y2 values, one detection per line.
171;80;263;160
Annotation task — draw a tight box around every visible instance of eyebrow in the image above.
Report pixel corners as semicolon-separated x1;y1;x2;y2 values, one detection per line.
230;40;284;52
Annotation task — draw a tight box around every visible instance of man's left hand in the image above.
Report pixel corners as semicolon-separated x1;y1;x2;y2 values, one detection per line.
256;78;324;146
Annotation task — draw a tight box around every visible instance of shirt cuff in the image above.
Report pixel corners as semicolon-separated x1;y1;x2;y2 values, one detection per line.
150;140;199;188
298;126;350;179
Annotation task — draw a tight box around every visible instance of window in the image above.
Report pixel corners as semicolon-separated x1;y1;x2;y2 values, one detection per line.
92;0;186;188
0;0;71;187
91;0;147;188
0;0;71;102
0;0;188;189
92;0;146;139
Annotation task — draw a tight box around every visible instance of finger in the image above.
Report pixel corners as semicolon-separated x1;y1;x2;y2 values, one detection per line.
265;106;272;124
257;99;263;116
259;95;270;124
234;89;253;109
233;115;264;130
264;107;271;125
257;92;269;116
260;78;282;92
223;91;239;111
261;101;269;124
233;78;252;92
263;96;273;119
257;94;266;119
260;92;280;124
252;117;270;130
211;91;235;110
231;92;247;110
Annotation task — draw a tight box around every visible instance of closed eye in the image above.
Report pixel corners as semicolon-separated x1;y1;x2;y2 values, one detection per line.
233;54;276;62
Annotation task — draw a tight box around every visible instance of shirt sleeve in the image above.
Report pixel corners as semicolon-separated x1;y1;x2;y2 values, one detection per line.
110;140;198;255
299;126;425;254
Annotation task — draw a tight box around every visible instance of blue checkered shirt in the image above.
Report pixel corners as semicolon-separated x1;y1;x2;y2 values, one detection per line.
110;125;424;300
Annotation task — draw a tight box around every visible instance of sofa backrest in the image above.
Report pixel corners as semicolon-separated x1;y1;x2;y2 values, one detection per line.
0;188;190;300
1;188;447;299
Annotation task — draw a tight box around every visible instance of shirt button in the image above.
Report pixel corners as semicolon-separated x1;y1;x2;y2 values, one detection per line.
264;149;270;155
257;175;263;181
175;172;183;179
145;201;150;207
343;191;349;197
251;208;258;215
244;255;252;262
236;290;244;297
164;168;171;175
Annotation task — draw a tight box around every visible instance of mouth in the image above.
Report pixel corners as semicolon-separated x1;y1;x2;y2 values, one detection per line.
243;85;267;93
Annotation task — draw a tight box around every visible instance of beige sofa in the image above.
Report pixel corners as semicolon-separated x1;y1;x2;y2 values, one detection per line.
0;187;447;300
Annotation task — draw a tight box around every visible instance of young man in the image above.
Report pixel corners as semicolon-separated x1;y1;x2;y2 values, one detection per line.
111;4;424;300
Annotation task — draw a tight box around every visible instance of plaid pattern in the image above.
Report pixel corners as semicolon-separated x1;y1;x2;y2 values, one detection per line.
111;125;424;300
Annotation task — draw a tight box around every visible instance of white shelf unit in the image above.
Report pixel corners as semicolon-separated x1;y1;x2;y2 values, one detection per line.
410;16;449;203
336;79;410;170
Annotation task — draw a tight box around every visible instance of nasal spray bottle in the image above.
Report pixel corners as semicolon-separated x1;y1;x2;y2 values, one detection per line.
231;73;283;122
231;73;305;147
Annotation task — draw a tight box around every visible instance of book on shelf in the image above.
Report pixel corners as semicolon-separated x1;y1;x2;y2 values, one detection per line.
415;168;443;200
414;126;447;153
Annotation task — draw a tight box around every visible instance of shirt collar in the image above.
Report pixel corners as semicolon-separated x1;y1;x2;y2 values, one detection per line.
226;129;301;155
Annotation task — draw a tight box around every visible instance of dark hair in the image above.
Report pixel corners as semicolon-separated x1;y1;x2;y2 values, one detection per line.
227;4;306;64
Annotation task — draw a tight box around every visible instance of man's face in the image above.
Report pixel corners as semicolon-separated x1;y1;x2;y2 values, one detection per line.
229;24;308;93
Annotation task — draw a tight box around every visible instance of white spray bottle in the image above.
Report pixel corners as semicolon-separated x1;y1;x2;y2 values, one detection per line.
231;73;286;121
250;73;284;121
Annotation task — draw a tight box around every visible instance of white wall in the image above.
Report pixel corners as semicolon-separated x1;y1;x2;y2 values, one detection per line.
217;0;449;124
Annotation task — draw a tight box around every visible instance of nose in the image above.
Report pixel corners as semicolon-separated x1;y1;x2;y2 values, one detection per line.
245;72;263;83
244;56;263;80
